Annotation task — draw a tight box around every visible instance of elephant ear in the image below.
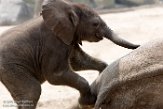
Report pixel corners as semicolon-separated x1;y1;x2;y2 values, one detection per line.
41;0;79;45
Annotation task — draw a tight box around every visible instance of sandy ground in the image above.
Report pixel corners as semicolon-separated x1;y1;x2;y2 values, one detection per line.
0;5;163;109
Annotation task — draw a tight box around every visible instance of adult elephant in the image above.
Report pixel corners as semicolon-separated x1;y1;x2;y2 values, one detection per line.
91;38;163;109
0;0;139;108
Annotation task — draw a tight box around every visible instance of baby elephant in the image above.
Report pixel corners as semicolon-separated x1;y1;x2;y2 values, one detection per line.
0;0;139;109
91;38;163;109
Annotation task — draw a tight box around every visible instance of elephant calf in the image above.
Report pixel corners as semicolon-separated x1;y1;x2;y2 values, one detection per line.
0;0;139;108
91;38;163;109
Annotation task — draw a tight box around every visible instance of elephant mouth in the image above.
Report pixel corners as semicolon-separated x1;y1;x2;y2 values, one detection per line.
95;33;103;40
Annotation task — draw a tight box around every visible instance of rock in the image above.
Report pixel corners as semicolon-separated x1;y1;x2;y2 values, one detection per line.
96;0;115;8
72;0;115;8
0;0;33;26
72;0;91;6
116;0;159;6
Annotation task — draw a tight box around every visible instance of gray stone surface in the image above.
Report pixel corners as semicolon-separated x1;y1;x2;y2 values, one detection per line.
116;0;159;6
96;0;115;8
72;0;115;8
0;0;33;25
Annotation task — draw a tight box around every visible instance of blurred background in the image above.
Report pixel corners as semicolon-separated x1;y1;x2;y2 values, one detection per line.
1;0;163;109
0;0;163;25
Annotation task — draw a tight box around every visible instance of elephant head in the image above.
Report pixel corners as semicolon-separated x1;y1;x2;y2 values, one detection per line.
41;0;139;49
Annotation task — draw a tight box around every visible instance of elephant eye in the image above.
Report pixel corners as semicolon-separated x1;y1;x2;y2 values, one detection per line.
92;21;99;27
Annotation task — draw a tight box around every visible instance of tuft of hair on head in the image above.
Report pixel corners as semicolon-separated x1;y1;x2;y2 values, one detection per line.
73;3;98;18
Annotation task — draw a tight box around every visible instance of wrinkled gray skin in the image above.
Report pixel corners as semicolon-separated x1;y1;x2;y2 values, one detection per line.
91;38;163;109
0;0;139;109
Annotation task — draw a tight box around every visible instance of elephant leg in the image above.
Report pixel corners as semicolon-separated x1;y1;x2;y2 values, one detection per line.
46;69;96;106
1;68;41;109
70;45;108;73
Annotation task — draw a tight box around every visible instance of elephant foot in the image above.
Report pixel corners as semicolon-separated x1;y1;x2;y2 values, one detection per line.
78;104;94;109
78;93;96;108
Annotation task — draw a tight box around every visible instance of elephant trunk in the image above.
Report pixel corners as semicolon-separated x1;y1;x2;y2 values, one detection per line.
104;27;140;49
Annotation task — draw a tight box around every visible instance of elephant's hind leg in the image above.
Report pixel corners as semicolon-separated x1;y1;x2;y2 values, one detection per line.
1;68;41;109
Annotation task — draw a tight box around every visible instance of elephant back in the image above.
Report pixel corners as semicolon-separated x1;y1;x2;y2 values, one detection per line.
96;72;163;109
94;44;163;109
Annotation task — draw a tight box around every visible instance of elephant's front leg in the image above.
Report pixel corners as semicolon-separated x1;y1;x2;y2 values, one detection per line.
45;69;96;106
69;45;108;73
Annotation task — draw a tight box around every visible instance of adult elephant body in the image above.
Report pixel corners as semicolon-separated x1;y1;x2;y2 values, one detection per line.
0;0;139;108
91;38;163;109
